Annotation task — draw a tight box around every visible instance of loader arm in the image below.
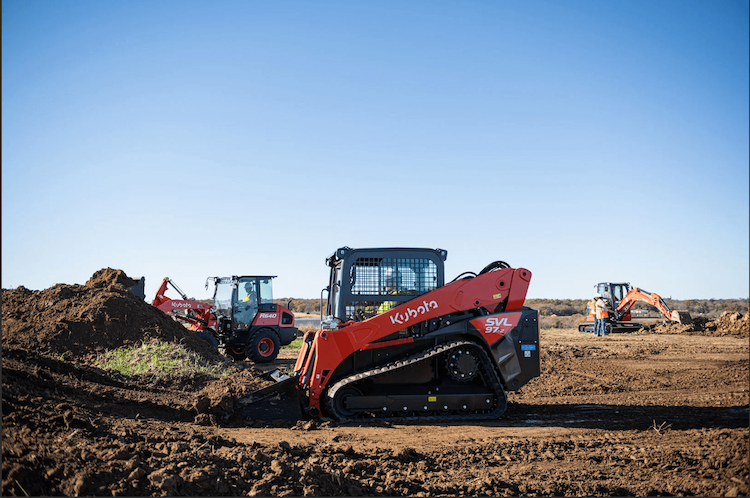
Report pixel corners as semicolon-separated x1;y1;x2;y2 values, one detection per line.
295;266;532;416
152;278;183;307
616;287;675;322
152;277;215;331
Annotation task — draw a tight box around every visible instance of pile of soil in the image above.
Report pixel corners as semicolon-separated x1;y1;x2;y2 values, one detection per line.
642;311;749;338
193;370;275;425
1;268;223;362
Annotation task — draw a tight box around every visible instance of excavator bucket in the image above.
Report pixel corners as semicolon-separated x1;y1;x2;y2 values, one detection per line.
670;310;692;324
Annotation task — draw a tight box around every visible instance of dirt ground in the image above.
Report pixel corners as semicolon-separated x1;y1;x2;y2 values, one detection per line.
2;269;748;496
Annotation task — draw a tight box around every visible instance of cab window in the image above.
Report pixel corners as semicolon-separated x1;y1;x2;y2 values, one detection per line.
237;279;258;306
259;278;273;304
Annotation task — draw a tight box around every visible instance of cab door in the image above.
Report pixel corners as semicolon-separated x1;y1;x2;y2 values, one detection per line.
233;277;259;331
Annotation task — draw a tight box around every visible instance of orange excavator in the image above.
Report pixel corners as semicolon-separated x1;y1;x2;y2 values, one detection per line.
579;282;692;334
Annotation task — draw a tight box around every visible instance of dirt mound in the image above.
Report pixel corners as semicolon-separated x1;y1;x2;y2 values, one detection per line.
193;370;274;423
642;311;749;338
711;311;750;336
86;267;142;291
1;269;222;362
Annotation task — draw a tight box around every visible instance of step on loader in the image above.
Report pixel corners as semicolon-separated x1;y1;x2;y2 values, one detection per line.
238;247;541;422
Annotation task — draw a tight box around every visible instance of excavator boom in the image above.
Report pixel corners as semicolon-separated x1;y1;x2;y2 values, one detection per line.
618;287;673;321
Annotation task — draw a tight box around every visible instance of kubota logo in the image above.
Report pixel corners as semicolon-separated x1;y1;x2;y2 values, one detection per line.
172;302;194;308
390;300;438;325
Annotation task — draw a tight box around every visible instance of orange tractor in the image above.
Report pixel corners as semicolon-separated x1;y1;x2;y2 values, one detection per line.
152;276;298;362
579;282;692;334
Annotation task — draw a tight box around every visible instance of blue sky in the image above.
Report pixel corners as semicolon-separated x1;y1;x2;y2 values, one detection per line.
2;0;748;301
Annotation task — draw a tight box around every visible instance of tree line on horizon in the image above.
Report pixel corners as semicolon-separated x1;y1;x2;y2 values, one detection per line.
277;297;749;319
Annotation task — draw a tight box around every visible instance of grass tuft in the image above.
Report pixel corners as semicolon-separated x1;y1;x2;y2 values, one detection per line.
282;338;305;350
97;339;232;379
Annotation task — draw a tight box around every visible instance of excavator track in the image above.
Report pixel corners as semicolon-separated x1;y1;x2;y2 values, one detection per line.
325;340;507;422
578;322;641;334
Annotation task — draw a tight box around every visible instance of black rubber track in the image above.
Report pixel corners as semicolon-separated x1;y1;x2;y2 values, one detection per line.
325;340;508;422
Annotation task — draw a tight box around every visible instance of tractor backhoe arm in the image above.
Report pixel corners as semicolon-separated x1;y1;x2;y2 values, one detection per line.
617;287;675;321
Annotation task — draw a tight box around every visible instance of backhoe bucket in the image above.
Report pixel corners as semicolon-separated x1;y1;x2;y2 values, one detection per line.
670;310;693;324
236;375;305;422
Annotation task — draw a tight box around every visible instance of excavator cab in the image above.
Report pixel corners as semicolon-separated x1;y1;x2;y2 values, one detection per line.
212;276;275;330
595;282;632;319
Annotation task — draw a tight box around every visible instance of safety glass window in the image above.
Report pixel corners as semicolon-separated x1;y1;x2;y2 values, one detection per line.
259;278;273;304
213;279;233;312
350;257;438;296
237;279;258;306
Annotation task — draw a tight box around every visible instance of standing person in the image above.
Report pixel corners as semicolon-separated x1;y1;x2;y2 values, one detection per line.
594;294;610;337
592;294;602;336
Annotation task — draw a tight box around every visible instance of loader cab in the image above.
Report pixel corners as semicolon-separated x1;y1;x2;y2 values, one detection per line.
212;276;276;331
324;247;448;322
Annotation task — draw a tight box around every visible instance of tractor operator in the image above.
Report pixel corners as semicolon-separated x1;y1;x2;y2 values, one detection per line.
377;272;400;314
236;282;258;326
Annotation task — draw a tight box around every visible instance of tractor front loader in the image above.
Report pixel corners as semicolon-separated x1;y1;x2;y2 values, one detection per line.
238;247;541;422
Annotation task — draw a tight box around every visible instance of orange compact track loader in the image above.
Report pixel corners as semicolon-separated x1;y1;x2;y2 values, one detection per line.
238;247;541;422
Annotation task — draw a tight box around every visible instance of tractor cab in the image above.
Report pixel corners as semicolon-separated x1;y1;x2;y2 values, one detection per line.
207;275;297;362
323;247;448;323
211;276;275;331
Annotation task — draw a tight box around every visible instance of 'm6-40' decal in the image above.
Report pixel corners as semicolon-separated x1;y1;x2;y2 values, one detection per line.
470;312;522;341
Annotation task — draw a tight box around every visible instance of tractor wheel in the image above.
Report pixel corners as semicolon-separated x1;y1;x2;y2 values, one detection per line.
196;331;218;350
247;329;281;363
226;347;246;362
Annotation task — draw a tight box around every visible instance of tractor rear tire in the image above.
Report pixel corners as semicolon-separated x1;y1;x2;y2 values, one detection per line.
247;329;281;363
